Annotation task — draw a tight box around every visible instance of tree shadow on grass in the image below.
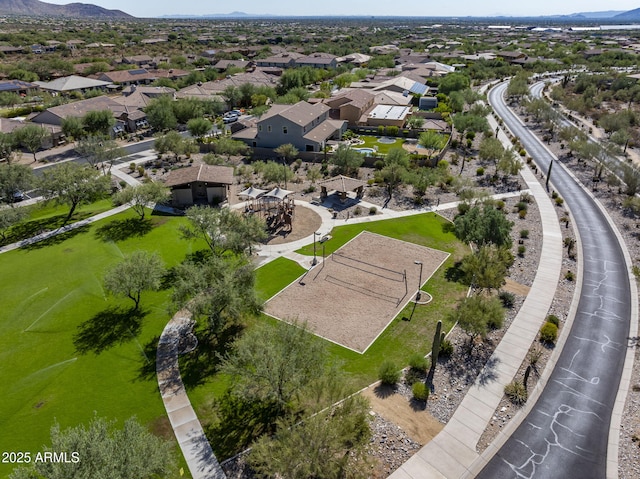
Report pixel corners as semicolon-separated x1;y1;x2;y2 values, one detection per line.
94;217;153;242
204;393;281;460
136;320;244;390
73;305;145;355
444;261;464;283
23;223;91;250
5;211;94;246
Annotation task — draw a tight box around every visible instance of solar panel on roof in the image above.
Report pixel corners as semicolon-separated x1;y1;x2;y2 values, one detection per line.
409;82;428;95
0;84;18;92
130;69;147;75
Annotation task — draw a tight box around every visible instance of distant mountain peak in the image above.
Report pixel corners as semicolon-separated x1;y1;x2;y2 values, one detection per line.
0;0;133;18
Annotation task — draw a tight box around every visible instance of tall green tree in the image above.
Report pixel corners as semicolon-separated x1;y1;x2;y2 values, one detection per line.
248;393;371;479
448;295;504;350
154;131;197;161
145;95;177;131
180;205;266;256
172;254;261;335
0;132;16;163
453;203;513;248
478;136;505;174
39;163;110;223
104;251;164;310
61;116;85;142
9;416;175;479
212;137;249;161
113;182;170;219
418;130;448;160
82;110;115;137
460;245;514;292
381;147;410;198
0;163;33;204
222;320;326;413
75;136;124;171
330;144;364;177
15;124;49;162
274;143;299;164
186;117;212;140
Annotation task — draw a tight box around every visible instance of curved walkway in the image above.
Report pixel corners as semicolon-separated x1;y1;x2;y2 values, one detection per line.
389;104;564;479
157;310;226;479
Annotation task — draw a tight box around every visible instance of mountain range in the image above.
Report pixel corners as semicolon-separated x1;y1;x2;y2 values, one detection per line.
0;0;132;18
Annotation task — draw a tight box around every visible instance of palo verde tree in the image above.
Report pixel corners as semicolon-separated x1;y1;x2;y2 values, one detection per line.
221;320;327;415
460;244;514;292
448;295;505;351
418;130;448;160
381;147;410;198
145;95;177;131
104;250;164;311
39;162;110;224
113;182;170;220
453;203;513;248
330;143;364;177
9;416;176;479
0;131;16;163
186;117;212;140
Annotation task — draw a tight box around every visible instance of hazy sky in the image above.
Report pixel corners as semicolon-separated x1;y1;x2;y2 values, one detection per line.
44;1;640;18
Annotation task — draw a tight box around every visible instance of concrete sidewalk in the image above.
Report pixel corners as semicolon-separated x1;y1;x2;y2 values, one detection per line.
389;118;563;479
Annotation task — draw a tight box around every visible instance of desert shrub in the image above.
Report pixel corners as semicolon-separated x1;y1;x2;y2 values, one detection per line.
409;353;430;372
518;245;526;257
412;382;429;401
519;209;527;219
515;201;528;212
520;229;529;239
540;321;558;343
476;167;485;176
353;206;362;216
555;196;564;206
374;160;384;170
495;200;505;210
378;361;400;386
565;270;575;281
551;191;558;199
377;125;385;135
505;380;527;405
486;312;504;330
499;291;516;309
546;314;560;327
385;125;399;137
369;206;377;215
439;339;453;357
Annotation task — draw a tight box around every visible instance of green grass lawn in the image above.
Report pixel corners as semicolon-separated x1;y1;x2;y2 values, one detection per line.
0;207;200;478
358;135;406;156
2;198;114;246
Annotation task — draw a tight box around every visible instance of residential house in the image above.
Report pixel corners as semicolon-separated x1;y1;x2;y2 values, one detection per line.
295;53;338;69
30;96;125;132
212;59;253;72
497;51;527;63
164;164;234;207
256;52;303;69
366;105;411;128
34;75;112;94
336;53;371;66
324;89;375;125
232;101;346;152
0;80;39;96
123;55;154;67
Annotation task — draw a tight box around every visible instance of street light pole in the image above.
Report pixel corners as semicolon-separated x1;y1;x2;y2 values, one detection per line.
414;260;423;301
312;232;320;266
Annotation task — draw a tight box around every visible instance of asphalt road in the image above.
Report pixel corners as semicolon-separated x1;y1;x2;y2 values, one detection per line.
477;82;633;479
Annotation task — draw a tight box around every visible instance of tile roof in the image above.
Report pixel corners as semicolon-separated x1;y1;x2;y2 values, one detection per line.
164;164;234;187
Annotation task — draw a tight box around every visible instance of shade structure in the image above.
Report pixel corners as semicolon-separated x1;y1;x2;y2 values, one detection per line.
238;186;267;199
263;187;294;200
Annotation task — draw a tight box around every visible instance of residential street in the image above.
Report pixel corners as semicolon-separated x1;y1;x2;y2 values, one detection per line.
476;82;636;479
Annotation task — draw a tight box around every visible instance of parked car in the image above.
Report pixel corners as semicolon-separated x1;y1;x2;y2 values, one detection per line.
223;112;239;124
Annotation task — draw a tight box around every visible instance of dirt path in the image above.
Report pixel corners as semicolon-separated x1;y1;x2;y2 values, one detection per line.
362;387;443;445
